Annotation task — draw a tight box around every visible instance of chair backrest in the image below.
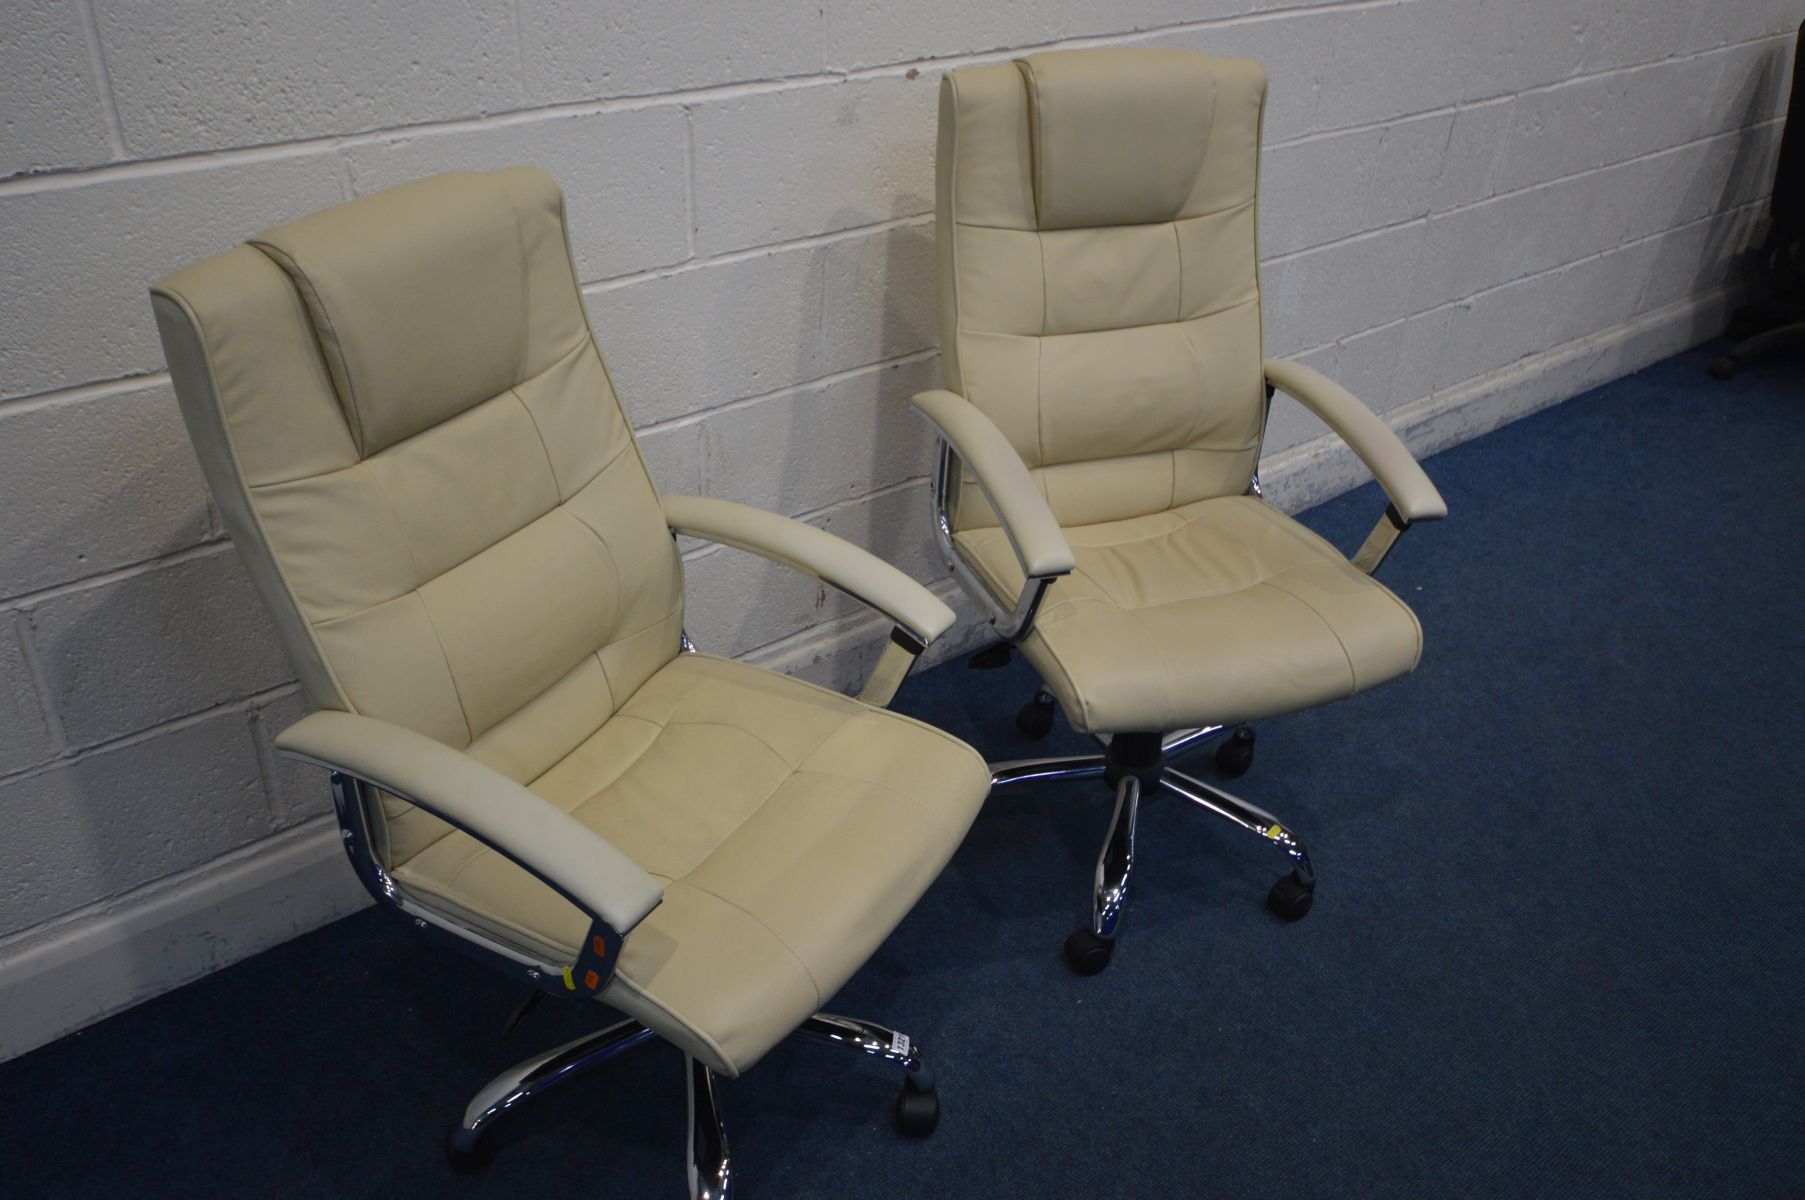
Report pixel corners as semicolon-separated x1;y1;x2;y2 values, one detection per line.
152;169;684;845
936;48;1270;531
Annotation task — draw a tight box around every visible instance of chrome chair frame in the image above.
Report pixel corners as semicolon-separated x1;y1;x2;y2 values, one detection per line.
927;384;1410;969
322;633;941;1198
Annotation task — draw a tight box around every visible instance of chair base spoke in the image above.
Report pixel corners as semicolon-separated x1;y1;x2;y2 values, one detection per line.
986;729;1318;973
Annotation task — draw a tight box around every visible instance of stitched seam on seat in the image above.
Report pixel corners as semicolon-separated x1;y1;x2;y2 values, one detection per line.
954;196;1252;234
1358;573;1423;665
606;967;741;1077
536;668;713;806
565;421;640;501
1022;291;1258;349
361;456;478;745
1235;494;1349;558
1035;438;1260;475
442;726;783;892
1017;622;1090;730
410;590;478;746
1171;219;1184;324
683;881;824;1009
336;398;572;580
764;654;996;762
386;866;609;957
661;720;801;771
1051;512;1187;551
1176;289;1261;328
504;183;534;387
590;648;618;724
656;756;821;878
1256;578;1359;693
1035;234;1049;469
652;676;883;866
1175;313;1214;461
247;239;368;455
438;843;500;890
790;764;956;810
557;507;627;637
512;385;565;499
593;598;684;660
822;708;990;774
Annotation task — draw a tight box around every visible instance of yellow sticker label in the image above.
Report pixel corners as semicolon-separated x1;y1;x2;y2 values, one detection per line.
1266;824;1283;840
562;965;576;990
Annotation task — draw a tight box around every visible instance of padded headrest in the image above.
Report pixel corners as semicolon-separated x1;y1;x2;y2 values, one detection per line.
1015;48;1218;230
249;169;550;457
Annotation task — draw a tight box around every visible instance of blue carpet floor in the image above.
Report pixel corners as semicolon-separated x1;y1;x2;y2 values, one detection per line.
3;342;1802;1198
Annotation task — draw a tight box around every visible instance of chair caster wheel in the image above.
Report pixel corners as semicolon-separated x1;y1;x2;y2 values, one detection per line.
894;1082;940;1138
1063;929;1115;975
1708;355;1738;380
1267;873;1314;922
1015;692;1055;740
1215;727;1255;779
446;1127;495;1175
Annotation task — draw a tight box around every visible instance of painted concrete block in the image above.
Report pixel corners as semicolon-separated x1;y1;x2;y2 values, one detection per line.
0;154;346;400
0;383;212;598
93;0;518;155
0;0;113;176
691;75;938;256
27;549;294;748
344;106;690;284
518;0;821;104
0;709;270;934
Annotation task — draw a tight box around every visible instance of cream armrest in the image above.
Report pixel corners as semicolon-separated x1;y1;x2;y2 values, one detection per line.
1263;359;1448;525
276;710;663;937
662;494;956;647
910;389;1075;580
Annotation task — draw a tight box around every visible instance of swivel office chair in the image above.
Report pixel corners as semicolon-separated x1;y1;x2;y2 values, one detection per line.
915;49;1446;973
150;168;991;1197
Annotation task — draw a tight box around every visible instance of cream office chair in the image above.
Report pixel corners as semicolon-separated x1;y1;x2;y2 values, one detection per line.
150;168;991;1197
917;48;1447;974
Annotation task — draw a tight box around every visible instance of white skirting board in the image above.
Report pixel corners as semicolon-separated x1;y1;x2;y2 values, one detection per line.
0;817;370;1062
0;283;1738;1064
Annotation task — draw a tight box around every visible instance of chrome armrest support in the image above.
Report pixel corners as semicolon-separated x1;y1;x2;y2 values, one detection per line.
662;494;954;706
929;438;1062;643
1262;358;1447;577
326;771;617;999
280;709;663;999
1350;503;1412;575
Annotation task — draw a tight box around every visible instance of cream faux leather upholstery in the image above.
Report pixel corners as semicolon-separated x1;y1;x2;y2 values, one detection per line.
1263;360;1447;524
912;389;1074;580
661;494;956;646
954;497;1422;734
152;167;989;1078
930;48;1442;735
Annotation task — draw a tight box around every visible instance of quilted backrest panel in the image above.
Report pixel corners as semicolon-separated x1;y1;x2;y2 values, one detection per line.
937;48;1269;529
152;169;684;856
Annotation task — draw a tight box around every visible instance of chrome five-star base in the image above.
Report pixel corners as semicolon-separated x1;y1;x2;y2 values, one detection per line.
989;719;1317;975
445;1012;939;1198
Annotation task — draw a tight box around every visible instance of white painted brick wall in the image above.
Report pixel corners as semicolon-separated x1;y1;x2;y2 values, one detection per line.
1;0;1797;1049
0;710;274;931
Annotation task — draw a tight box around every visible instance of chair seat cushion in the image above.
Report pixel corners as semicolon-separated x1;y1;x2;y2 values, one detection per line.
954;494;1422;734
391;653;989;1076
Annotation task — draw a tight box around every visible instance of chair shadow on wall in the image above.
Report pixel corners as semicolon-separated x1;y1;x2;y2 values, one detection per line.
1644;41;1791;332
37;489;290;1010
722;206;941;686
